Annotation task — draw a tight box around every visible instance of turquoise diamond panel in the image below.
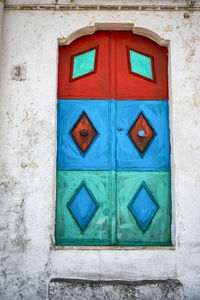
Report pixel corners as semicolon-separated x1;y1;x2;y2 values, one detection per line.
72;49;96;79
129;50;153;80
68;184;98;231
128;182;158;231
56;171;112;245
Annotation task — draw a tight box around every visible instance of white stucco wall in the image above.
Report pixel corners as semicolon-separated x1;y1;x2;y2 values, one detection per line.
0;4;200;299
0;1;4;72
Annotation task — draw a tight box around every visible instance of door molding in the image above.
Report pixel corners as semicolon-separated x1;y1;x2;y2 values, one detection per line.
58;23;169;47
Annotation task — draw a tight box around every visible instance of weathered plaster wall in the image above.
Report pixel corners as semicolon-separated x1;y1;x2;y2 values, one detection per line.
0;1;4;74
0;6;200;300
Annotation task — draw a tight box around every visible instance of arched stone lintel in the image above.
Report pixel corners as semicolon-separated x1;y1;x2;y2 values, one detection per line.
58;23;169;47
134;27;169;47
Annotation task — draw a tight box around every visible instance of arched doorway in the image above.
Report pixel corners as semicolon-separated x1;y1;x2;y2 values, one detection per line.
56;31;171;246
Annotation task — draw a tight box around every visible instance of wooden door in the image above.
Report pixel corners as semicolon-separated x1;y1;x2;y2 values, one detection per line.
56;31;171;246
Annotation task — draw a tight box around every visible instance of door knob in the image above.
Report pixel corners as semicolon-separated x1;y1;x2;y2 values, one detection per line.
80;129;88;136
138;130;145;137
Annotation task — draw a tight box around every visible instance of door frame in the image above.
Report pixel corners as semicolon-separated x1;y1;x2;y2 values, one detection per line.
52;24;175;249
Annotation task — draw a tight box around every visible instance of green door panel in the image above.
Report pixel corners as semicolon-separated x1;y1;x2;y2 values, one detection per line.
55;171;115;245
56;170;171;246
116;171;171;246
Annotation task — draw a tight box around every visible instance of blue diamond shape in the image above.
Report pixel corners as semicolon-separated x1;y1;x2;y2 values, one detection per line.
68;184;98;231
128;183;158;231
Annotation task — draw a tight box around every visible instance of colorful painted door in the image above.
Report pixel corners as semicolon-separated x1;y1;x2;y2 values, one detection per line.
56;31;171;246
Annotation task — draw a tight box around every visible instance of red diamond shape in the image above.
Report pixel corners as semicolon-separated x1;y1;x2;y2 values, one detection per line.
71;112;98;154
128;113;155;155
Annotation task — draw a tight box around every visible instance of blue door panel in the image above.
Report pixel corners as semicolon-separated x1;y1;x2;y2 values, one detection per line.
116;100;170;171
57;99;110;170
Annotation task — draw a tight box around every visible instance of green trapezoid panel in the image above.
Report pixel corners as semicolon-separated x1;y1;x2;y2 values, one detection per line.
72;49;96;79
116;171;171;246
129;50;153;80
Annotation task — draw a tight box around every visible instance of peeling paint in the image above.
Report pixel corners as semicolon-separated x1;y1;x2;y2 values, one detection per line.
21;162;38;168
192;91;200;107
165;25;173;32
186;48;195;62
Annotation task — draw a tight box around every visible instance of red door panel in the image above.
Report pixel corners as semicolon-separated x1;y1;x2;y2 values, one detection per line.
115;32;168;100
58;31;110;99
58;31;168;100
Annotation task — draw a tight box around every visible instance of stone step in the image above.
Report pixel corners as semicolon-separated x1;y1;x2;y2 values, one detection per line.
49;279;184;300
